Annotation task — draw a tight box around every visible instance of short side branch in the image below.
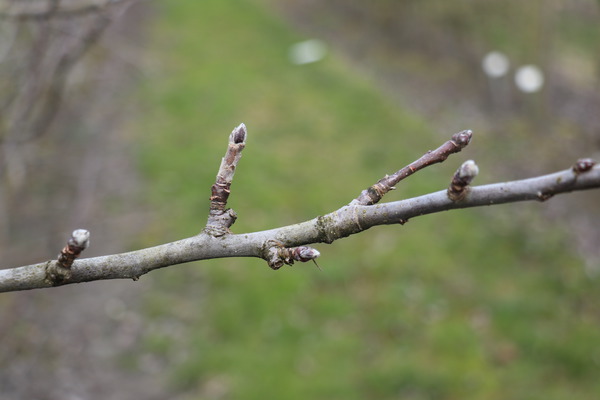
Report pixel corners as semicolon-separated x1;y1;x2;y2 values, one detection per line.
205;123;247;236
262;240;321;270
45;229;90;285
448;160;479;202
351;130;473;205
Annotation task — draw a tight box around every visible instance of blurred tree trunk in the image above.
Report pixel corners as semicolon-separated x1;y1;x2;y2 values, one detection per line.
0;0;148;263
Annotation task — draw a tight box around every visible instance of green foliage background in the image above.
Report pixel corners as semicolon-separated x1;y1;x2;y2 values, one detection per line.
135;1;600;399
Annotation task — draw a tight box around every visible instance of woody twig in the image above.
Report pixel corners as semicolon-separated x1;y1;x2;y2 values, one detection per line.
205;123;247;236
351;130;473;206
45;229;90;285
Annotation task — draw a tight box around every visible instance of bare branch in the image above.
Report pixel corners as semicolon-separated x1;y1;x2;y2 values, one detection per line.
328;163;600;239
351;129;472;205
0;126;599;293
23;11;112;142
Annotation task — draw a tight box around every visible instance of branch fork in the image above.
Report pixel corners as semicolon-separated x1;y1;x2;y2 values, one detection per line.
350;130;473;206
3;124;600;292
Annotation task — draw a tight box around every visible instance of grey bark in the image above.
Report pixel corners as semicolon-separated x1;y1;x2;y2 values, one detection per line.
1;164;598;293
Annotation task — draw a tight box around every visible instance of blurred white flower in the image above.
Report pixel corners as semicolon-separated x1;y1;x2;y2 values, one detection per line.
482;51;510;78
514;65;544;93
289;39;327;65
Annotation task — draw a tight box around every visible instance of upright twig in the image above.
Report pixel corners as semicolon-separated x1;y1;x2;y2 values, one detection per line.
45;229;90;284
205;123;247;236
448;160;479;202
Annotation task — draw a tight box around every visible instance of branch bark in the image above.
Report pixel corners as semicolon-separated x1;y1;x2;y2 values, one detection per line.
0;125;598;293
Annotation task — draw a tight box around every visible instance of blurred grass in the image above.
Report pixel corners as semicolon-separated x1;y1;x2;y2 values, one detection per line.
134;1;600;399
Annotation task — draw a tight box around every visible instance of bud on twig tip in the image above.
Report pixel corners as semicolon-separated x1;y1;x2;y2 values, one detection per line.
71;229;90;249
448;160;479;202
231;123;247;144
452;129;473;146
458;160;479;180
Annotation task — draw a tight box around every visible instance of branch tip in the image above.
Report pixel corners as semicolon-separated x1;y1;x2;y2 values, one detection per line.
70;229;91;250
452;129;473;147
231;123;247;144
458;160;479;180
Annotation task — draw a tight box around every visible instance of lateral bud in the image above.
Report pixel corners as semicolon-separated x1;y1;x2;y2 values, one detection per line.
448;160;479;202
572;158;596;174
263;240;321;270
46;229;91;285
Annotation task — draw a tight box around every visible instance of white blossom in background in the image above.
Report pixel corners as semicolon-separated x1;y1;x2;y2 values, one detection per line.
482;51;510;78
289;39;327;65
515;65;544;93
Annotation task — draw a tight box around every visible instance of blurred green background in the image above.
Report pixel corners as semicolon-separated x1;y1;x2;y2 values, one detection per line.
1;0;599;399
134;1;600;399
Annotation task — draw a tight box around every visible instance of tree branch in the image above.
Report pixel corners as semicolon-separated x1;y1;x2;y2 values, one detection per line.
350;129;472;205
205;123;247;236
0;125;598;293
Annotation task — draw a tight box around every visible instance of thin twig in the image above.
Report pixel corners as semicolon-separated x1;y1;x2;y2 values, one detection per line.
205;123;247;236
350;130;473;206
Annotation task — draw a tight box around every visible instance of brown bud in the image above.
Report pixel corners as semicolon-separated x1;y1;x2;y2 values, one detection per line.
451;130;473;146
573;158;596;174
231;123;247;144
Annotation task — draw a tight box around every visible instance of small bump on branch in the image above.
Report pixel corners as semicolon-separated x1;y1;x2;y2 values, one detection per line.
205;123;247;236
351;129;473;205
573;158;596;175
263;240;321;270
448;160;479;202
45;229;90;285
